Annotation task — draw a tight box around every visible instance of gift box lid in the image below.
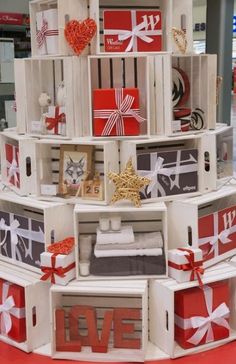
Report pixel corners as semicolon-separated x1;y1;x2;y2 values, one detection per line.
168;248;203;266
40;251;75;268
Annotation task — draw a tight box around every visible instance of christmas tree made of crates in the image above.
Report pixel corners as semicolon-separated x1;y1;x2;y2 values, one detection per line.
0;0;235;361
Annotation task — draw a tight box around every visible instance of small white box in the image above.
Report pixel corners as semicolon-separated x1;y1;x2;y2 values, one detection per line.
40;251;76;285
168;248;203;283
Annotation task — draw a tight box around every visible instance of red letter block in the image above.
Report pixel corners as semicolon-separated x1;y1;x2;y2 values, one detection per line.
114;308;141;349
69;305;113;353
55;308;82;352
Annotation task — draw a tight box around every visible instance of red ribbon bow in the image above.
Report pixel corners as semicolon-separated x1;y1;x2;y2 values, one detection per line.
41;254;75;284
45;106;66;134
169;248;205;287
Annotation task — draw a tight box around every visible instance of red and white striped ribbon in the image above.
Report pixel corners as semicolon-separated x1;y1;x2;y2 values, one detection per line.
94;88;145;136
36;18;58;49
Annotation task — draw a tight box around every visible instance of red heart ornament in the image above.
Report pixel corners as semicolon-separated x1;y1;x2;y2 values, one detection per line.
64;18;97;55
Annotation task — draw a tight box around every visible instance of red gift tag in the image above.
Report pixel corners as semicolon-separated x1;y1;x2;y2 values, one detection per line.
104;10;162;52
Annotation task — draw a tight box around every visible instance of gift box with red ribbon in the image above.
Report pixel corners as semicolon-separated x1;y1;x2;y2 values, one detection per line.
104;10;162;52
198;205;236;263
5;143;20;189
93;88;145;137
175;281;230;349
168;248;204;286
36;9;59;55
40;237;76;285
45;105;66;135
0;278;26;342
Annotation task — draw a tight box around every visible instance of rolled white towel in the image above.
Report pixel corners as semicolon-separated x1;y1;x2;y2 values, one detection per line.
94;247;163;258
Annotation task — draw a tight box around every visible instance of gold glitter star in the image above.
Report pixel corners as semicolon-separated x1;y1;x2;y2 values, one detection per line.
108;158;151;208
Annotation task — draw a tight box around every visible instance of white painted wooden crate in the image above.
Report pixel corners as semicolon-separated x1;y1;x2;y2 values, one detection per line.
149;262;236;358
0;190;74;273
168;185;236;268
88;54;151;138
14;57;76;139
166;54;217;136
34;138;119;205
74;203;168;280
0;260;51;353
30;0;89;57
120;133;217;203
50;280;148;362
208;124;233;186
0;129;37;196
89;0;193;54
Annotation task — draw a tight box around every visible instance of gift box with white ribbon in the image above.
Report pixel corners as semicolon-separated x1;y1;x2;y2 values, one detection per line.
149;262;236;358
0;261;50;352
120;133;216;204
168;186;236;268
0;191;73;273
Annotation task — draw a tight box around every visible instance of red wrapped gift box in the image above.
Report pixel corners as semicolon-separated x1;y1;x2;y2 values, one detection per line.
93;88;145;137
175;281;230;349
0;278;26;342
5;143;20;188
104;10;162;52
198;205;236;263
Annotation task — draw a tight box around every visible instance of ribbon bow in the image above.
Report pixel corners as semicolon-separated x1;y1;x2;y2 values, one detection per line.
188;286;230;345
118;18;156;52
94;89;145;136
41;254;75;284
0;283;15;335
7;158;19;185
177;248;204;287
36;18;49;49
198;211;236;258
45;106;66;135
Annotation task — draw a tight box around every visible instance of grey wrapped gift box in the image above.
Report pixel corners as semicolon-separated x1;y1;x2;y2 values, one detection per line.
137;149;198;199
0;210;45;268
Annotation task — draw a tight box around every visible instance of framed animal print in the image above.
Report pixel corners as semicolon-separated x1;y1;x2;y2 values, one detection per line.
58;145;93;196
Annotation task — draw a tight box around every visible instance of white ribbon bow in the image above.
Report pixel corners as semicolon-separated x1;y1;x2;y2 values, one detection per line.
175;285;230;346
94;88;145;136
0;217;45;261
7;158;19;184
198;211;236;258
104;11;161;52
138;150;198;197
0;283;15;334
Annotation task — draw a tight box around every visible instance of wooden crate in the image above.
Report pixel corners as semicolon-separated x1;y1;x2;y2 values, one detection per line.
0;190;74;273
50;280;148;361
74;203;168;280
30;0;89;57
167;54;217;136
149;262;236;358
168;185;236;268
34;138;119;205
14;57;77;139
120;133;217;203
210;124;233;185
88;54;151;138
89;0;193;54
0;129;37;196
0;261;50;352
